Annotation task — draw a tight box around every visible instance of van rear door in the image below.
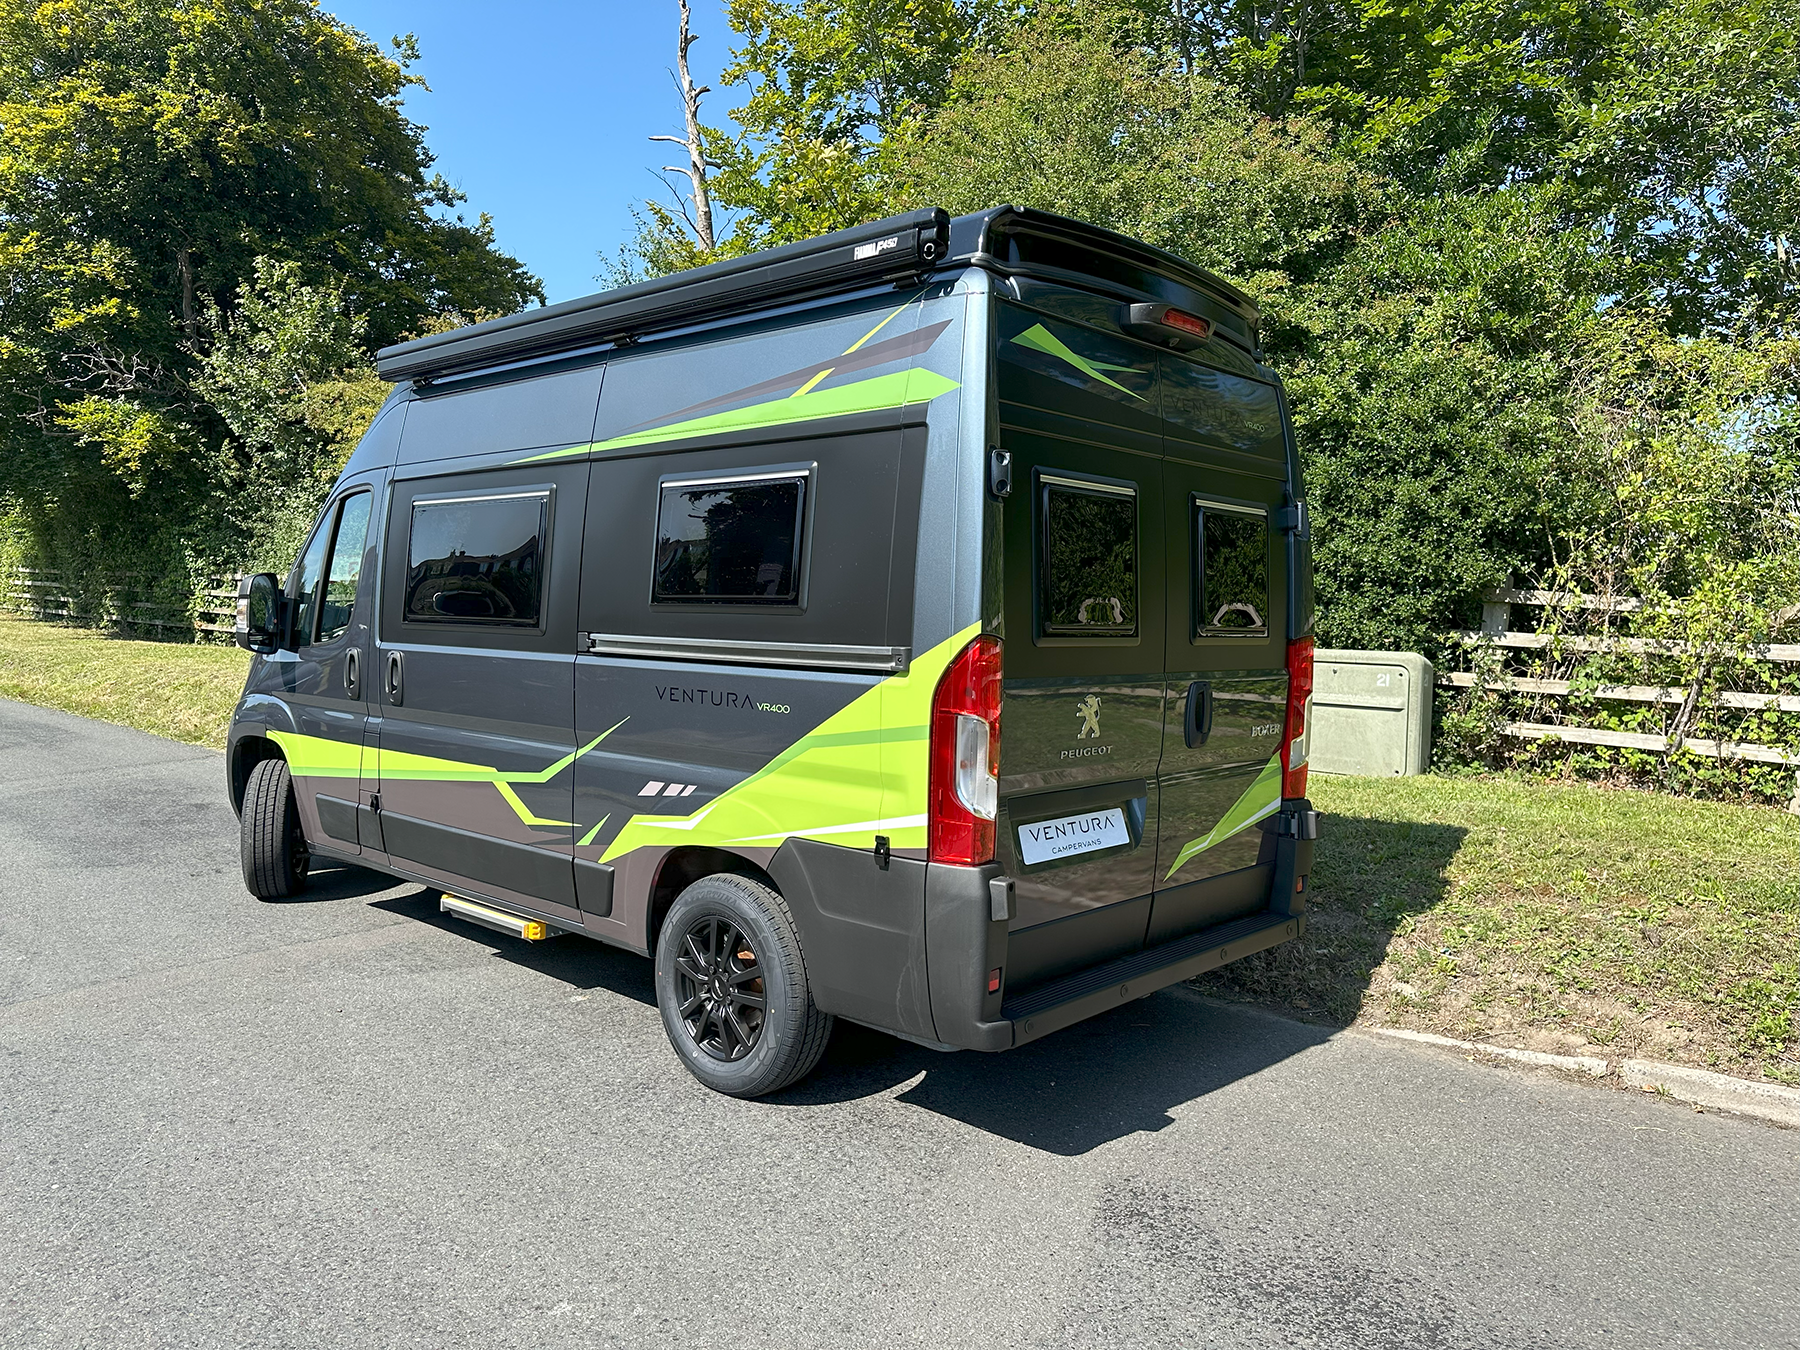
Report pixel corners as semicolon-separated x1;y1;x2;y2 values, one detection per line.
992;307;1166;991
1148;356;1291;943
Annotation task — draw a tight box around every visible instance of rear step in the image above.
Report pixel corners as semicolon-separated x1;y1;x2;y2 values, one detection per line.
439;894;566;942
1001;909;1305;1047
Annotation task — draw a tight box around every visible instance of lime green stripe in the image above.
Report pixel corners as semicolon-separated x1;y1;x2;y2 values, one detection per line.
1163;756;1284;880
518;368;960;463
1012;323;1145;398
269;717;630;830
600;624;979;863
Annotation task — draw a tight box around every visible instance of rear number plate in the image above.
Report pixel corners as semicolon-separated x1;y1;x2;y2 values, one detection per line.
1017;808;1130;865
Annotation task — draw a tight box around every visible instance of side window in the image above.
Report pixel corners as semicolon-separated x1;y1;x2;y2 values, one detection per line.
316;492;372;644
653;472;807;605
288;513;332;646
1195;501;1269;635
405;491;548;626
1039;474;1138;637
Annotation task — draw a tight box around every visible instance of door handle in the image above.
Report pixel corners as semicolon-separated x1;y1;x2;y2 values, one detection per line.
1184;680;1213;748
385;650;403;706
344;647;360;698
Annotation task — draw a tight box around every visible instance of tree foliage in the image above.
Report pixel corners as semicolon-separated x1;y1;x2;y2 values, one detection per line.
620;0;1799;674
0;0;542;598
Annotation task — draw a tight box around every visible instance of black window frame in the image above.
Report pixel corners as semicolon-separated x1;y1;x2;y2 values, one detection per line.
649;465;814;611
401;487;553;632
289;488;373;649
315;490;373;647
1192;496;1271;639
1036;470;1141;640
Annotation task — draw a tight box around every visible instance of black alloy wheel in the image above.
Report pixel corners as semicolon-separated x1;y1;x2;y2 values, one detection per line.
652;873;834;1097
673;914;767;1061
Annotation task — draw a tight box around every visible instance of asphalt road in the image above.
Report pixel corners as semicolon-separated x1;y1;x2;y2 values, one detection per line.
2;698;1797;1350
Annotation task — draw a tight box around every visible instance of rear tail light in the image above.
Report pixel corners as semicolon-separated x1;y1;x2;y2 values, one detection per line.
929;634;1003;865
1283;636;1314;799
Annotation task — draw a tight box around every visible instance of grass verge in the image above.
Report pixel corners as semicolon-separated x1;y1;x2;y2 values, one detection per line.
2;618;1794;1083
0;617;248;749
1194;773;1800;1084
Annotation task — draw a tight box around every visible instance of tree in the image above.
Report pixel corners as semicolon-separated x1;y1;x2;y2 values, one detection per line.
0;0;542;593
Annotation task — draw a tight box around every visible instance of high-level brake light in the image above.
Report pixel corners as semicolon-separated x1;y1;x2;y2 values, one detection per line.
1161;308;1213;341
1283;636;1315;800
929;635;1003;865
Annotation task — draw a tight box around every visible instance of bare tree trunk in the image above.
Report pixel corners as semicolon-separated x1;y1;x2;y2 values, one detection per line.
176;246;196;340
648;0;715;253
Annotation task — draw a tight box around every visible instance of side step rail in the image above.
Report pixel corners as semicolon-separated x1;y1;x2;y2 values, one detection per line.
439;893;566;942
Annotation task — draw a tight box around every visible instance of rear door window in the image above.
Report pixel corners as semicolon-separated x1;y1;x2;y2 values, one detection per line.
1194;502;1269;635
405;491;548;626
1039;474;1138;637
652;471;807;605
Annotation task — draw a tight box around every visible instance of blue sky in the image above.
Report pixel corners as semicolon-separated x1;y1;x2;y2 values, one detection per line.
322;1;739;304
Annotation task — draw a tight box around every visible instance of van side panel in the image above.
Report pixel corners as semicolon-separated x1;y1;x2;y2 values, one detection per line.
400;364;603;464
566;291;974;1003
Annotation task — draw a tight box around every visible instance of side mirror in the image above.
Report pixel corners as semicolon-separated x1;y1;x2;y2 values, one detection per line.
234;573;284;654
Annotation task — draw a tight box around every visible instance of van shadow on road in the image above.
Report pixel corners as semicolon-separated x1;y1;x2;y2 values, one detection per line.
352;808;1470;1160
369;888;660;1000
268;862;413;905
786;996;1333;1156
369;885;1331;1157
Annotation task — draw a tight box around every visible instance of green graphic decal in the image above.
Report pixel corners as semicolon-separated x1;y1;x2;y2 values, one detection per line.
268;716;628;830
518;367;960;463
1011;323;1144;399
597;624;981;863
1162;755;1283;880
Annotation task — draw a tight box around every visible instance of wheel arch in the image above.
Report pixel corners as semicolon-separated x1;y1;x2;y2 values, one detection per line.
645;846;778;953
229;735;286;815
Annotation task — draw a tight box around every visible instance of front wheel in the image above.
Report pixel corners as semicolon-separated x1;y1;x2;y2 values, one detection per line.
240;757;310;899
654;874;833;1097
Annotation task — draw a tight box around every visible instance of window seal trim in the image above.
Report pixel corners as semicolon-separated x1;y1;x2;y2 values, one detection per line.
1036;468;1141;640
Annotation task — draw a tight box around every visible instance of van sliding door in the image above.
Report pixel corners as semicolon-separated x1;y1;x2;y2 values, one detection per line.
374;463;590;919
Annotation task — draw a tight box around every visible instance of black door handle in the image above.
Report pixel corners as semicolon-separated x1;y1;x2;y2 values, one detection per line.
1184;680;1213;748
344;647;359;698
385;650;403;706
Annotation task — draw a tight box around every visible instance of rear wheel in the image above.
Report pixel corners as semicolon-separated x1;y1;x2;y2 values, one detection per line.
240;757;310;899
654;874;833;1097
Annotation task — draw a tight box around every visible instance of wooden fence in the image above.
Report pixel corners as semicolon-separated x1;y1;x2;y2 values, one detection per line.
1;567;237;637
1444;587;1800;807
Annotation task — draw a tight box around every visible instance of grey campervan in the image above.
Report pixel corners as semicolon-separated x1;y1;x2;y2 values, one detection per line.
227;207;1320;1097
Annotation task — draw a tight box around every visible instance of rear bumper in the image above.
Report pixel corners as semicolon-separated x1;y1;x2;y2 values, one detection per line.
1001;908;1305;1047
924;798;1317;1052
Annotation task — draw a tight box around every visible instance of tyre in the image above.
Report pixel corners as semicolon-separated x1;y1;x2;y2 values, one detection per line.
654;873;834;1097
240;756;311;899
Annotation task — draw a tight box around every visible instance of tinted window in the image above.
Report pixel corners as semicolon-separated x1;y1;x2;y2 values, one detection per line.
317;492;371;644
289;513;331;646
1040;477;1137;636
405;493;546;626
1197;504;1268;633
653;474;805;605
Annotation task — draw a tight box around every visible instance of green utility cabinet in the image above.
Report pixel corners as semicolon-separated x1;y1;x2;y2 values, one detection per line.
1310;649;1434;777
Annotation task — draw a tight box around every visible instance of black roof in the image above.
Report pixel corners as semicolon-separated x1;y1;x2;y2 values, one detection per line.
376;206;1262;385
